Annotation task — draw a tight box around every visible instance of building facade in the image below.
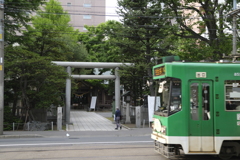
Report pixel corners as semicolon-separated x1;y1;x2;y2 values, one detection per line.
59;0;106;32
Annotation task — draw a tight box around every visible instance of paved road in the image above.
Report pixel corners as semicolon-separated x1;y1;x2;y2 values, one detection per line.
0;143;163;160
0;135;152;147
1;140;238;160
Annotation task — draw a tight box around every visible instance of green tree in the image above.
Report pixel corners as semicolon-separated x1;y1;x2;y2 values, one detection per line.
5;46;67;118
4;0;46;44
79;20;122;63
4;0;88;119
22;0;88;61
161;0;233;61
115;0;174;102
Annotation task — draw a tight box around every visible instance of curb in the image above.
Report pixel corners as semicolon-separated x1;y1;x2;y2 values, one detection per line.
0;134;42;139
121;124;131;130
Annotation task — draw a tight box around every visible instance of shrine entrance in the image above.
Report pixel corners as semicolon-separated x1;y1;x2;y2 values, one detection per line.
52;61;133;124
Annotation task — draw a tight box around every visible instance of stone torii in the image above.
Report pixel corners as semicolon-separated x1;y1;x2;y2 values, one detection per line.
52;61;133;124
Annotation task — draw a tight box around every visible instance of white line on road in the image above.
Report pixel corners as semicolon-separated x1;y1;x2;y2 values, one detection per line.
0;141;153;147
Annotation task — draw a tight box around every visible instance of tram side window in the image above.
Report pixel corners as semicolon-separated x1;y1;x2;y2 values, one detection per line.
202;83;210;120
225;80;240;111
190;83;199;120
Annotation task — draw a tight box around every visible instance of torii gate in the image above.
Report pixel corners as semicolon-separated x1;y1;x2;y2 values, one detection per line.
52;61;133;124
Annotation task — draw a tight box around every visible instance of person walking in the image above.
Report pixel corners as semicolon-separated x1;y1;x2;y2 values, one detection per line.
115;108;122;130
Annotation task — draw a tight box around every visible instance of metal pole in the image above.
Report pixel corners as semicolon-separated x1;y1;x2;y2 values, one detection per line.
0;0;4;135
232;0;237;55
66;66;71;124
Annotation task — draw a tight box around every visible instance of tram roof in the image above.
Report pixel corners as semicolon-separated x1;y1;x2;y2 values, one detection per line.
153;61;240;80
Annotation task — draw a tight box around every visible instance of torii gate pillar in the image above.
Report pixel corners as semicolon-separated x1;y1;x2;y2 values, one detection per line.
66;66;71;124
115;67;120;111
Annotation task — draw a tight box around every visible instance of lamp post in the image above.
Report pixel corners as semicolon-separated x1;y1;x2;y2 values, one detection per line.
0;0;4;135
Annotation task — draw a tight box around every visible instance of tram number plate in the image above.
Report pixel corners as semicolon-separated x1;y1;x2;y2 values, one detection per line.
196;72;207;78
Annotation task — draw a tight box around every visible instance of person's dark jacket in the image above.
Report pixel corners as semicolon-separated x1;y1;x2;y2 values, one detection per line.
115;109;121;117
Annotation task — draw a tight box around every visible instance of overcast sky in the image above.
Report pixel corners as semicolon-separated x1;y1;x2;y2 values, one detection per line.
106;0;120;21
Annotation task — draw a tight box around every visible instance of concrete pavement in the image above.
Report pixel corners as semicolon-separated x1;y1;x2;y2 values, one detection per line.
0;111;152;139
68;111;126;131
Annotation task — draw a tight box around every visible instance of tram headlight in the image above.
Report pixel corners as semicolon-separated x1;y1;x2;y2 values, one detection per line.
153;119;161;132
153;119;167;135
161;126;166;135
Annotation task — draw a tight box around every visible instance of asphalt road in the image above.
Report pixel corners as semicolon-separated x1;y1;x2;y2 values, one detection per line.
0;143;163;160
1;139;238;160
0;135;152;147
1;129;239;160
0;134;161;160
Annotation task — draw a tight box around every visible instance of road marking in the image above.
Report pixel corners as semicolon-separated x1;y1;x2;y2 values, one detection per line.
0;141;153;147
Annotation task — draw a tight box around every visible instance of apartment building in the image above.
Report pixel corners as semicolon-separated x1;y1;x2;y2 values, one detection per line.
58;0;106;32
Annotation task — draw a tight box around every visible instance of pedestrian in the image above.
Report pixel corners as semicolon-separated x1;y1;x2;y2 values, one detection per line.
115;107;122;130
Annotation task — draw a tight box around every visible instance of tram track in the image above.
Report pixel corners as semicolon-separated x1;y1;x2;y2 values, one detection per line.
1;143;239;160
169;155;240;160
0;145;153;153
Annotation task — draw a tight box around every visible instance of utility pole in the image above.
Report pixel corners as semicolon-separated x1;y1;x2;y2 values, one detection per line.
232;0;237;56
225;0;240;61
0;0;4;135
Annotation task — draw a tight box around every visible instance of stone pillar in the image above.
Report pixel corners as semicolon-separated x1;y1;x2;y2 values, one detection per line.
125;103;131;123
57;107;62;131
135;106;141;128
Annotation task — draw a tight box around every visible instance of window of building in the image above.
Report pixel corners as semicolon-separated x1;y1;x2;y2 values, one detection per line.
83;15;92;19
67;2;71;6
83;3;91;8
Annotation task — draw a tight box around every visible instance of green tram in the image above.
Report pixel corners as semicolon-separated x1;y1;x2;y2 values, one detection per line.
151;57;240;159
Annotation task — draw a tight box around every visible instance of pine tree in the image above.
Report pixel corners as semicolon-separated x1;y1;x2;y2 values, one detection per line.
116;0;173;99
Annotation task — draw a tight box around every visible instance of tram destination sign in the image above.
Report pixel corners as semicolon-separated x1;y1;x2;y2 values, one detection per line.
154;66;165;77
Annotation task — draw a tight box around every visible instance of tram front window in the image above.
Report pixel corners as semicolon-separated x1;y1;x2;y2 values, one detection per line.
155;78;181;117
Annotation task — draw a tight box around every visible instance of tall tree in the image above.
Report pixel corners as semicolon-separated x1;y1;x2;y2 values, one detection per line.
79;20;123;63
161;0;233;60
78;20;124;78
5;46;67;118
22;0;88;61
4;0;88;118
4;0;46;44
116;0;174;100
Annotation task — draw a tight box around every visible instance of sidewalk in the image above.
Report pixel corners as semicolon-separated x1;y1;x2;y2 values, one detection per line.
0;111;152;139
68;111;127;131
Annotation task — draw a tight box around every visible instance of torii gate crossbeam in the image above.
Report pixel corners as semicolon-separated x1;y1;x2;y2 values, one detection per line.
52;61;133;124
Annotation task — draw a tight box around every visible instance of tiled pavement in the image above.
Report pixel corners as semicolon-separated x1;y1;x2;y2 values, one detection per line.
68;111;126;131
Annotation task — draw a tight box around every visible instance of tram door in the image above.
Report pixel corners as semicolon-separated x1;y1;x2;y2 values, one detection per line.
189;80;214;152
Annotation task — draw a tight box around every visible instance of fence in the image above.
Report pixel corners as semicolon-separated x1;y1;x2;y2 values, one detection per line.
4;121;55;131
